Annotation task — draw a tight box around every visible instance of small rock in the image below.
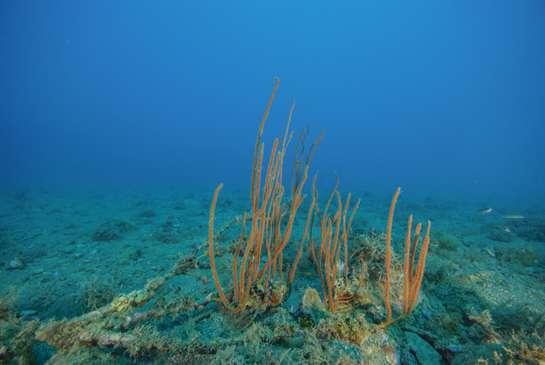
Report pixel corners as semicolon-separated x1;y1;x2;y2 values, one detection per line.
20;310;38;317
7;259;24;270
404;332;442;365
299;287;326;312
447;344;462;353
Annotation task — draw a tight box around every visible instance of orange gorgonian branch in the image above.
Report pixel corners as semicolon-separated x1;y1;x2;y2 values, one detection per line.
306;173;365;314
208;78;323;312
380;187;431;329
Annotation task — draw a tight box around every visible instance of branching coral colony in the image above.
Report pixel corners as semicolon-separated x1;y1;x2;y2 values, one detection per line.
0;79;433;363
208;77;324;314
208;79;431;327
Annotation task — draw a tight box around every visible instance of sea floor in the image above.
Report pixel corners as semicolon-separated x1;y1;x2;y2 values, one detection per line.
1;186;544;364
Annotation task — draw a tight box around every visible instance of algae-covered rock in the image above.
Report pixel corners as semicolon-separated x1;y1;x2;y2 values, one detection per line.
487;229;515;243
92;218;136;242
296;287;326;327
300;287;325;313
433;230;461;251
316;313;372;346
404;331;443;365
6;258;24;270
118;244;141;265
153;216;183;243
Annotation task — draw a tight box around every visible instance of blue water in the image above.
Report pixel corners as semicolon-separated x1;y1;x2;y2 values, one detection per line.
1;1;543;201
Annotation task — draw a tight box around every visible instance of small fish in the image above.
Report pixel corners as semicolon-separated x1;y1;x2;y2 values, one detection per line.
485;247;496;257
502;215;525;219
476;208;493;214
499;225;510;232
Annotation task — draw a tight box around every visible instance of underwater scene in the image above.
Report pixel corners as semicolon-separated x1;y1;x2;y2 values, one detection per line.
1;1;544;365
